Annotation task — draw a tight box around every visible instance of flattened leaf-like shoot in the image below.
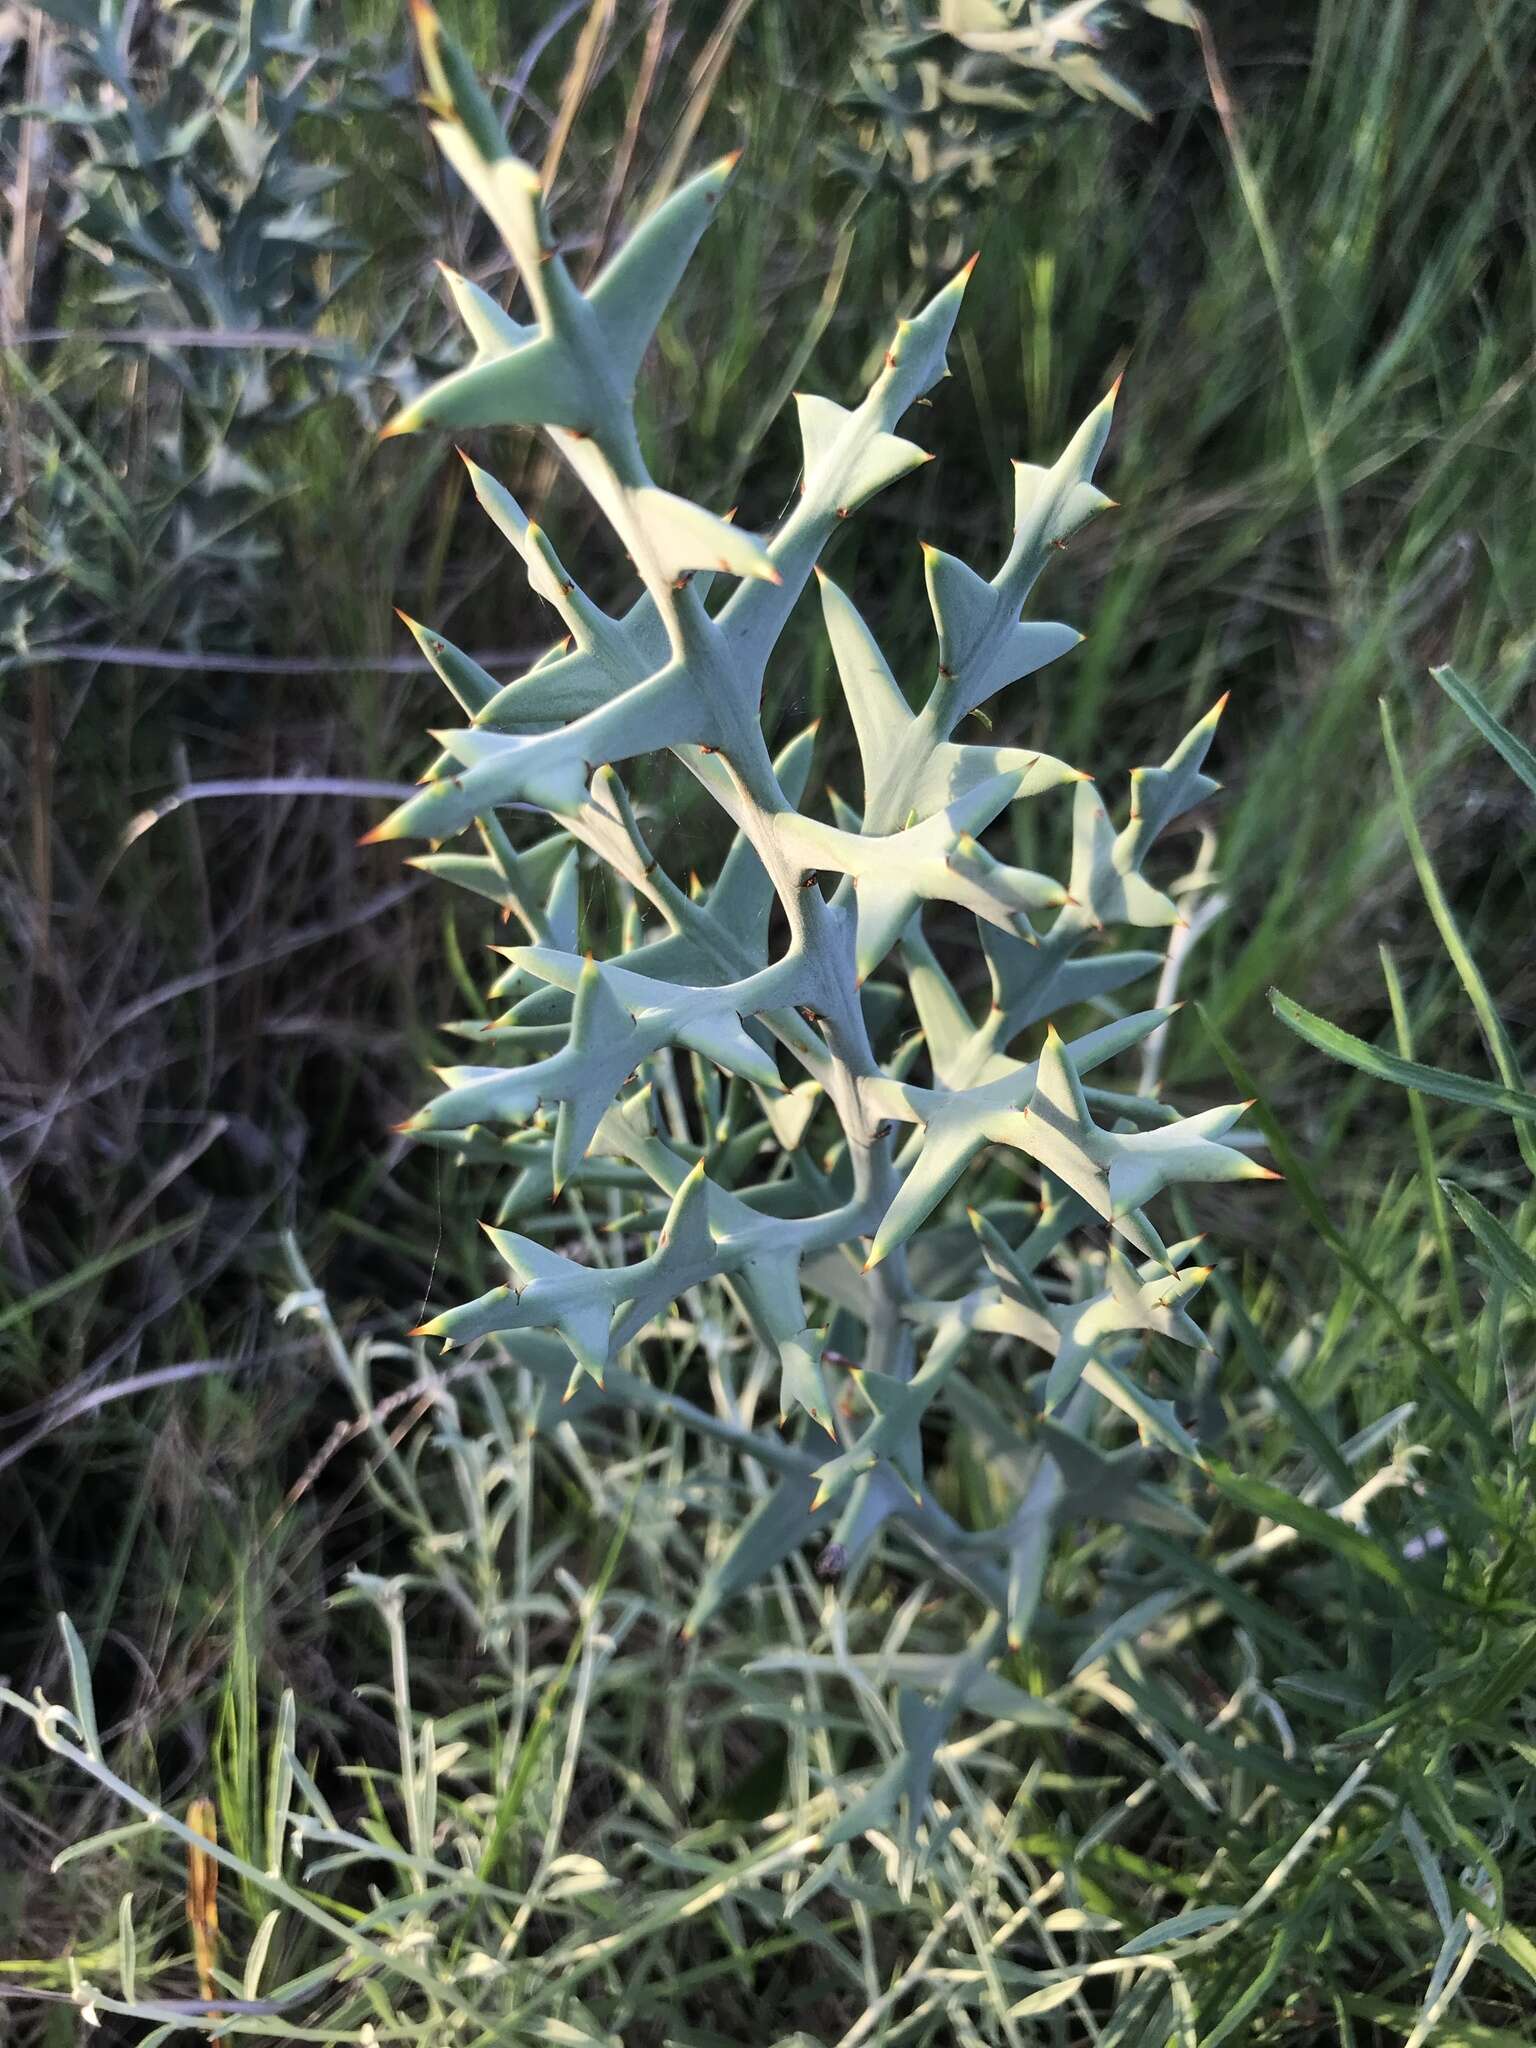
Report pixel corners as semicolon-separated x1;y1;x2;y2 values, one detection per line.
923;542;1083;721
1025;1029;1269;1238
486;642;644;734
413;829;573;934
810;1321;968;1511
625;731;821;988
390;328;590;435
405;952;792;1192
627;487;780;586
777;1326;834;1430
1106;1104;1279;1220
587;154;745;393
1008;382;1119;566
682;1461;825;1640
363;652;712;844
396;609;503;716
435;262;529;358
1042;1247;1211;1410
416;1227;614;1383
1060;699;1229;930
981;926;1163;1041
795;392;931;514
911;382;1120;735
814;568;913;803
459;460;626;660
864;1088;1032;1271
878;254;977;399
1115;693;1227;873
968;1208;1051;1312
1007;1028;1158;1254
1067;781;1181;931
815;570;1079;835
410;0;509;168
903;927;981;1090
502;946;788;1091
387;65;777;604
780;774;1066;980
819;1688;946;1852
861;1008;1174;1268
718;256;979;688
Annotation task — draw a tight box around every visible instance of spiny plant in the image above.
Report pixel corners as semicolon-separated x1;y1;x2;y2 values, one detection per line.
350;0;1277;1846
5;0;380;651
836;0;1197;270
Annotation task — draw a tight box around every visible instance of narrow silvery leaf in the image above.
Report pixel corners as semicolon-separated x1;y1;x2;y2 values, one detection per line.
243;1911;281;2001
266;1689;296;1877
58;1614;103;1761
117;1893;136;2002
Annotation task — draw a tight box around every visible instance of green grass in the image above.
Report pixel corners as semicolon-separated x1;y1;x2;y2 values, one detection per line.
4;1;1536;2041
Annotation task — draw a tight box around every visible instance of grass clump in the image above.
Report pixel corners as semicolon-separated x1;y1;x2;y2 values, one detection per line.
4;3;1536;2043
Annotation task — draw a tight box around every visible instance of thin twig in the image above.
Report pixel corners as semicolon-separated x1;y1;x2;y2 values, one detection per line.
0;1355;289;1476
2;325;354;351
2;641;536;676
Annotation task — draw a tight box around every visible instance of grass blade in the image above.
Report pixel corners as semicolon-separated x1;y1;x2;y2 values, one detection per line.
1269;990;1536;1124
1204;1464;1450;1604
0;1217;202;1336
1432;665;1536;800
1381;695;1536;1177
1439;1181;1536;1305
1381;944;1468;1354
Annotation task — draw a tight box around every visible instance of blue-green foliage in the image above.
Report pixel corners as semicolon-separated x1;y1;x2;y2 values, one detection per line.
370;2;1273;1850
835;0;1198;268
10;0;378;647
